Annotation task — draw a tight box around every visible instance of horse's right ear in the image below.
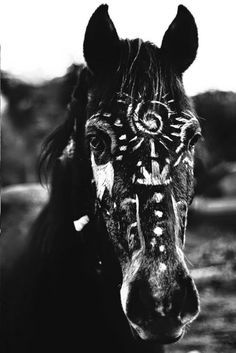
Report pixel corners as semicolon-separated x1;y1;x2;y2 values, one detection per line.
83;4;121;75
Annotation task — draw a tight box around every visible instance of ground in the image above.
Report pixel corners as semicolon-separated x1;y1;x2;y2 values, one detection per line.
168;218;236;353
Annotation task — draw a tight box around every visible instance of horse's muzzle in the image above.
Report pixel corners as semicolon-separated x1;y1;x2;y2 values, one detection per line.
121;275;200;344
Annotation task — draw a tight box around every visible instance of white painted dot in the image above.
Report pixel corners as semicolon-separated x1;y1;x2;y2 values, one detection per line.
153;226;163;236
155;210;163;217
153;193;163;203
137;161;142;167
159;263;167;272
119;134;127;140
116;155;123;161
150;237;157;248
114;119;122;126
120;146;127;151
165;157;170;164
159;245;165;252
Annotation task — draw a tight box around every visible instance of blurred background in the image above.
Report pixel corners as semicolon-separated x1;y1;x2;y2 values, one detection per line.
1;1;236;352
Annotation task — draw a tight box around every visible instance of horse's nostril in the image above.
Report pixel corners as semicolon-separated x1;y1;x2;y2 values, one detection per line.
179;277;200;323
126;280;155;323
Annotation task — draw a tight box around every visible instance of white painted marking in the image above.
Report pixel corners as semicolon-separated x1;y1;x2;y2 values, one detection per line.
171;194;180;240
73;215;90;232
152;160;160;179
159;263;167;272
161;165;169;180
120;282;129;315
159;140;168;150
91;154;114;200
162;134;173;142
150;237;157;248
154;227;163;236
150;139;158;158
120;145;127;151
176;143;184;154
132;138;144;151
137;161;142;167
121;197;136;206
135;194;146;253
155;305;166;316
174;154;183;167
114;119;122;126
153;193;163;203
129;136;138;142
176;117;188;123
163;178;172;185
159;245;165;252
171;132;181;137
119;134;127;140
170;124;181;129
116;155;123;161
165;158;170;164
183;155;194;168
155;210;163;217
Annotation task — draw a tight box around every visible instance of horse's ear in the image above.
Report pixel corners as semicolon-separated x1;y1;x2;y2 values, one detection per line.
161;5;198;74
83;4;121;75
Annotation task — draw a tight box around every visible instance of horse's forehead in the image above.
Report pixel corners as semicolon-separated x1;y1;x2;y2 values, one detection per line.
87;94;195;160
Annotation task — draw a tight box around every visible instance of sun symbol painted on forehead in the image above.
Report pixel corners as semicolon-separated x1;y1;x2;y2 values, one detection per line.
123;94;177;151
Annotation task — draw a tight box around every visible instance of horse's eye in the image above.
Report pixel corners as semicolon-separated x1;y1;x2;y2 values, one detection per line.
188;132;201;149
89;136;106;152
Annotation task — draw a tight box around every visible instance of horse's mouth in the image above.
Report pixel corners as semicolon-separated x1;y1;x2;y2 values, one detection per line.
130;323;185;345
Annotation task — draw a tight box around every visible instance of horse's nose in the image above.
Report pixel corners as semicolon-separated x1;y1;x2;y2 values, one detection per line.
125;276;199;326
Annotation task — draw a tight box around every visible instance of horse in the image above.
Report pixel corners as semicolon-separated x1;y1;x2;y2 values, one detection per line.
2;4;201;353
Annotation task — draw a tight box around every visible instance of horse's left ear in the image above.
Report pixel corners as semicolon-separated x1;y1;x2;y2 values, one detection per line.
161;5;198;74
83;4;121;75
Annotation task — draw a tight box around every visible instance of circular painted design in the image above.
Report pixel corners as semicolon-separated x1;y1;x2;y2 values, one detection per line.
133;110;164;135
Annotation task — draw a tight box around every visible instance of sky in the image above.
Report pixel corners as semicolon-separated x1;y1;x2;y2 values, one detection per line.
1;0;236;96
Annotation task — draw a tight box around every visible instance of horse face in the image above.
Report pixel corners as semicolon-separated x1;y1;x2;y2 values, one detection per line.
83;4;200;344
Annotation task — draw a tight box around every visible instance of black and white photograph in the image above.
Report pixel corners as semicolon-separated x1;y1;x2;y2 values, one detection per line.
1;1;236;353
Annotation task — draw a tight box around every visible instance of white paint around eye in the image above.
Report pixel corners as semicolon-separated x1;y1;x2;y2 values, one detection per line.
73;215;90;232
91;153;114;200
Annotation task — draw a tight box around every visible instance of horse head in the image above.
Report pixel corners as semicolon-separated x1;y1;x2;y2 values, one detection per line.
46;4;201;346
